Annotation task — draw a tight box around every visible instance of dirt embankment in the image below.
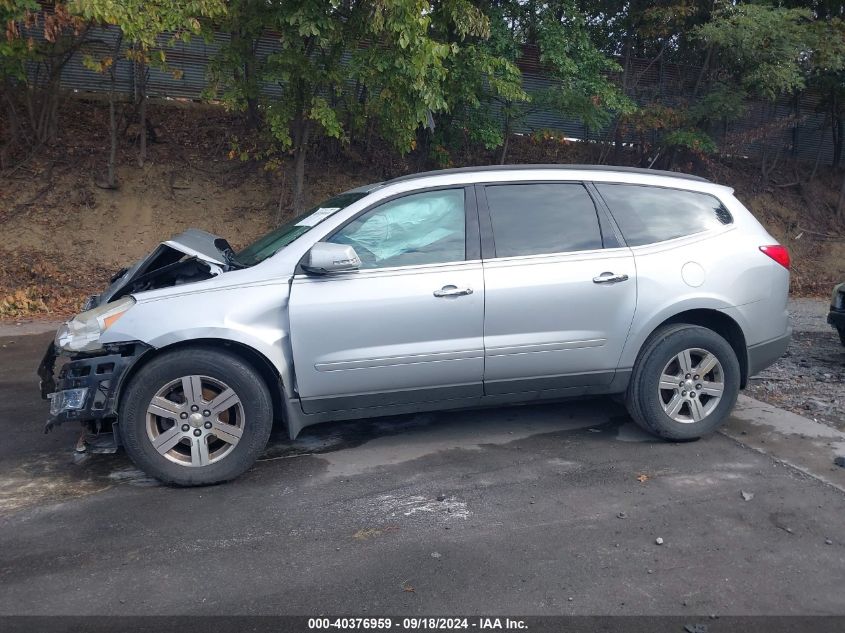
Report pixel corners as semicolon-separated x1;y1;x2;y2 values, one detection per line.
1;98;844;319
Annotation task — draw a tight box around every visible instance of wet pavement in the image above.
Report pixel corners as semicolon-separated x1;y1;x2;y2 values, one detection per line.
1;332;845;615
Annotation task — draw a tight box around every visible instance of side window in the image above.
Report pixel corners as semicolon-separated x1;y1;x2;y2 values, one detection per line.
596;184;733;247
328;189;465;269
484;183;603;257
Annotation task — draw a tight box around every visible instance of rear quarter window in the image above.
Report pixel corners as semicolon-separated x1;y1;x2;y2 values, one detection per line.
596;184;732;247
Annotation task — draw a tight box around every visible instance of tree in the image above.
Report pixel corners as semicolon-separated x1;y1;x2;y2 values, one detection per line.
70;0;226;186
427;0;634;165
1;2;87;166
212;0;487;213
532;6;634;141
696;4;845;179
426;1;528;166
206;0;265;129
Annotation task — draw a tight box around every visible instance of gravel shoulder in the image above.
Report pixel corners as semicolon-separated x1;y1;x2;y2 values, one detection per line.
745;298;845;431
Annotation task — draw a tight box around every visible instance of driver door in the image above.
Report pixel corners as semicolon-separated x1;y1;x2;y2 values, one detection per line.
288;187;484;414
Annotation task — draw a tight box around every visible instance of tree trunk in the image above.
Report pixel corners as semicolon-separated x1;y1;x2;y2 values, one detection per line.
291;114;311;213
137;60;147;167
499;111;511;164
759;104;772;182
838;169;845;220
245;53;259;129
1;82;21;169
103;33;123;189
46;77;59;144
292;143;307;213
107;85;118;188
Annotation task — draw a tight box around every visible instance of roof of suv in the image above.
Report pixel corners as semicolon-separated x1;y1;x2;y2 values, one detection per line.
385;164;710;184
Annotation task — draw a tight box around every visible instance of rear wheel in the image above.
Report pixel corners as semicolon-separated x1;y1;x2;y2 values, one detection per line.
119;347;273;486
626;324;740;441
837;327;845;348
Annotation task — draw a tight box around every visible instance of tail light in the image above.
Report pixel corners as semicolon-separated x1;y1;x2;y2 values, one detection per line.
759;245;790;269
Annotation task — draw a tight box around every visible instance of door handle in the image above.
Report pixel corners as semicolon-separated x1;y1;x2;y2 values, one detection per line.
434;285;473;297
593;272;629;284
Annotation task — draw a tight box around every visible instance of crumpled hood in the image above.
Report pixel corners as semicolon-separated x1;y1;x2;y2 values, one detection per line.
89;229;231;309
160;229;228;266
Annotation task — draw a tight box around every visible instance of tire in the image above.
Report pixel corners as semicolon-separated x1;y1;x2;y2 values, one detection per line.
838;327;845;348
625;324;740;441
119;347;273;486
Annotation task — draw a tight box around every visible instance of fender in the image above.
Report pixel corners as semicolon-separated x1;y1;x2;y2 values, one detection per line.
618;293;749;370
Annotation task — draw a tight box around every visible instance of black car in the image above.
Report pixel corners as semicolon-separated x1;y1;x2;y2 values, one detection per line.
829;282;845;346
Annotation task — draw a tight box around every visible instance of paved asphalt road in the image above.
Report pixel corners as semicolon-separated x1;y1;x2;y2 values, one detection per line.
1;332;844;616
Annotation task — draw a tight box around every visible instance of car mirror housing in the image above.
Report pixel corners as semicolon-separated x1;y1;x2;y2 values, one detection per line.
302;242;361;274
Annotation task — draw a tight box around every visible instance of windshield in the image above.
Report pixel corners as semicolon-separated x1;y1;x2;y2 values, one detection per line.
236;191;369;266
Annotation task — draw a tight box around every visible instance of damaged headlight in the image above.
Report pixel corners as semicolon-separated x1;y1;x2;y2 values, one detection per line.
55;296;135;352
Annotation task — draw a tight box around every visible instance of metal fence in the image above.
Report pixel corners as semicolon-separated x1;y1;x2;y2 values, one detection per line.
40;25;840;166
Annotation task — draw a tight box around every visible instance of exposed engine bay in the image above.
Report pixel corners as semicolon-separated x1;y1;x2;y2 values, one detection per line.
85;229;237;309
107;252;215;300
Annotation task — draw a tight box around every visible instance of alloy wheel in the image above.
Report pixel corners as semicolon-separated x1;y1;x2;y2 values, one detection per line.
145;375;244;467
657;348;724;423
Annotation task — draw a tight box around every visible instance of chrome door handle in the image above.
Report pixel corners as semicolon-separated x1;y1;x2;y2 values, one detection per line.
593;272;629;284
434;285;473;297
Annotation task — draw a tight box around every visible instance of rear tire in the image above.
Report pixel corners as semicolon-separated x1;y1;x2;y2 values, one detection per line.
119;347;273;486
626;324;740;441
837;327;845;348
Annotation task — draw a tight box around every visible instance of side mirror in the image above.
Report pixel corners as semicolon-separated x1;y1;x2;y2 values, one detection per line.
302;242;361;275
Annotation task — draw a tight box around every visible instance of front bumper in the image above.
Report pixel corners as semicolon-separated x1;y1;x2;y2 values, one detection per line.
828;308;845;330
38;341;151;433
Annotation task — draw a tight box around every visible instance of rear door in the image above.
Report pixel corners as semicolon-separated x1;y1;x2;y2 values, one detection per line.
478;182;637;395
288;186;485;414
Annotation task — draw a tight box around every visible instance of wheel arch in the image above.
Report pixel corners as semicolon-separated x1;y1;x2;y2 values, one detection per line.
642;309;749;388
116;338;287;430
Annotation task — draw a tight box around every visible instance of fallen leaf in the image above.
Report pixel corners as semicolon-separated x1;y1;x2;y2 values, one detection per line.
636;474;649;483
353;526;399;540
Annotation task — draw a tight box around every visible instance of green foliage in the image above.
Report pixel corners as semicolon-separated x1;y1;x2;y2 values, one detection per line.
1;1;82;81
431;0;631;161
6;0;845;185
430;3;528;156
689;82;747;124
622;102;716;158
0;0;39;81
696;4;825;101
662;128;717;153
70;0;226;71
210;0;489;161
533;9;634;131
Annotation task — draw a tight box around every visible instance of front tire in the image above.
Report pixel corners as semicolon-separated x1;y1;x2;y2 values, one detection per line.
626;324;740;441
119;347;273;486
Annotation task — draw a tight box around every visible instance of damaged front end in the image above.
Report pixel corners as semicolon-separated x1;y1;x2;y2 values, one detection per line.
39;229;240;453
39;340;152;452
86;228;237;309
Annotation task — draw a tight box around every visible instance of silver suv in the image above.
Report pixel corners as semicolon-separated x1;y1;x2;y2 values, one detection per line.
39;165;792;485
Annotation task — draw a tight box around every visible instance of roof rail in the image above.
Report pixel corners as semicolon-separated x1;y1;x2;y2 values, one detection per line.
385;164;710;184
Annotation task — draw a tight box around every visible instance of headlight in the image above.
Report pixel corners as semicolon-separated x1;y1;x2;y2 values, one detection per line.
55;296;136;352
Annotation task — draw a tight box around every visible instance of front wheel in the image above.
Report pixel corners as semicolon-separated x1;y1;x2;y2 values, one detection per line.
119;347;273;486
626;324;740;441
